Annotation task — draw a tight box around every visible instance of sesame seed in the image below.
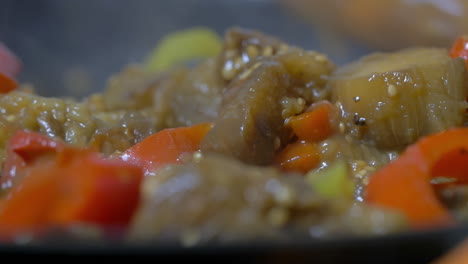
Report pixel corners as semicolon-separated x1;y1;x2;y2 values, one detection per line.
192;151;203;163
246;45;259;59
356;170;367;178
362;177;370;185
222;60;236;81
387;84;398;97
234;57;244;70
355;160;367;169
274;137;281;150
339;122;346;133
274;186;295;206
296;97;305;107
262;46;274;57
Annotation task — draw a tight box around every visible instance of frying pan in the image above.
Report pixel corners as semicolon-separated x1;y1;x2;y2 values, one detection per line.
0;0;466;262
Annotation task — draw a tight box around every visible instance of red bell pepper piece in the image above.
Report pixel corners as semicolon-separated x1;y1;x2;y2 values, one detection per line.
367;128;468;228
0;131;144;237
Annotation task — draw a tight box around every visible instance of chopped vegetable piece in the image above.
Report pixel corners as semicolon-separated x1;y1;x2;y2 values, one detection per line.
122;122;213;173
0;72;17;94
419;128;468;183
289;101;336;142
367;128;468;228
0;42;21;78
306;160;354;199
146;27;222;72
275;141;320;174
331;48;467;149
449;35;468;70
0;146;143;237
1;131;65;192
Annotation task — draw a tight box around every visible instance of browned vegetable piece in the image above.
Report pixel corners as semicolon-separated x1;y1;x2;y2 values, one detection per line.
276;50;335;102
218;27;286;83
89;111;161;155
129;154;325;243
219;28;334;97
102;65;160;111
129;154;407;244
0;91;97;147
203;29;335;166
201;61;290;165
103;59;222;129
331;48;467;149
152;58;223;128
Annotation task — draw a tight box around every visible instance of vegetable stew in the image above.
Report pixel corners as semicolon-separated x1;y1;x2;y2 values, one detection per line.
0;27;467;245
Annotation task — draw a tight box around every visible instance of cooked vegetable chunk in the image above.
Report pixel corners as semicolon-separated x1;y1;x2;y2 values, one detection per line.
130;154;406;244
331;48;467;149
201;62;291;165
0;135;143;238
202;30;335;165
145;27;222;73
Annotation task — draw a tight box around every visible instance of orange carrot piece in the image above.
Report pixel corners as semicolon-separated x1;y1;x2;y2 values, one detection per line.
122;122;213;172
289;101;336;143
275;141;321;174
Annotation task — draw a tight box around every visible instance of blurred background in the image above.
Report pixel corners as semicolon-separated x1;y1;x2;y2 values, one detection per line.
1;0;467;97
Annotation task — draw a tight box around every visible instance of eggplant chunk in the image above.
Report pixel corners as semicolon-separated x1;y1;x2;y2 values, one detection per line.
331;48;467;149
218;27;286;83
129;154;406;244
129;154;327;243
219;28;335;102
201;61;291;165
203;49;334;165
